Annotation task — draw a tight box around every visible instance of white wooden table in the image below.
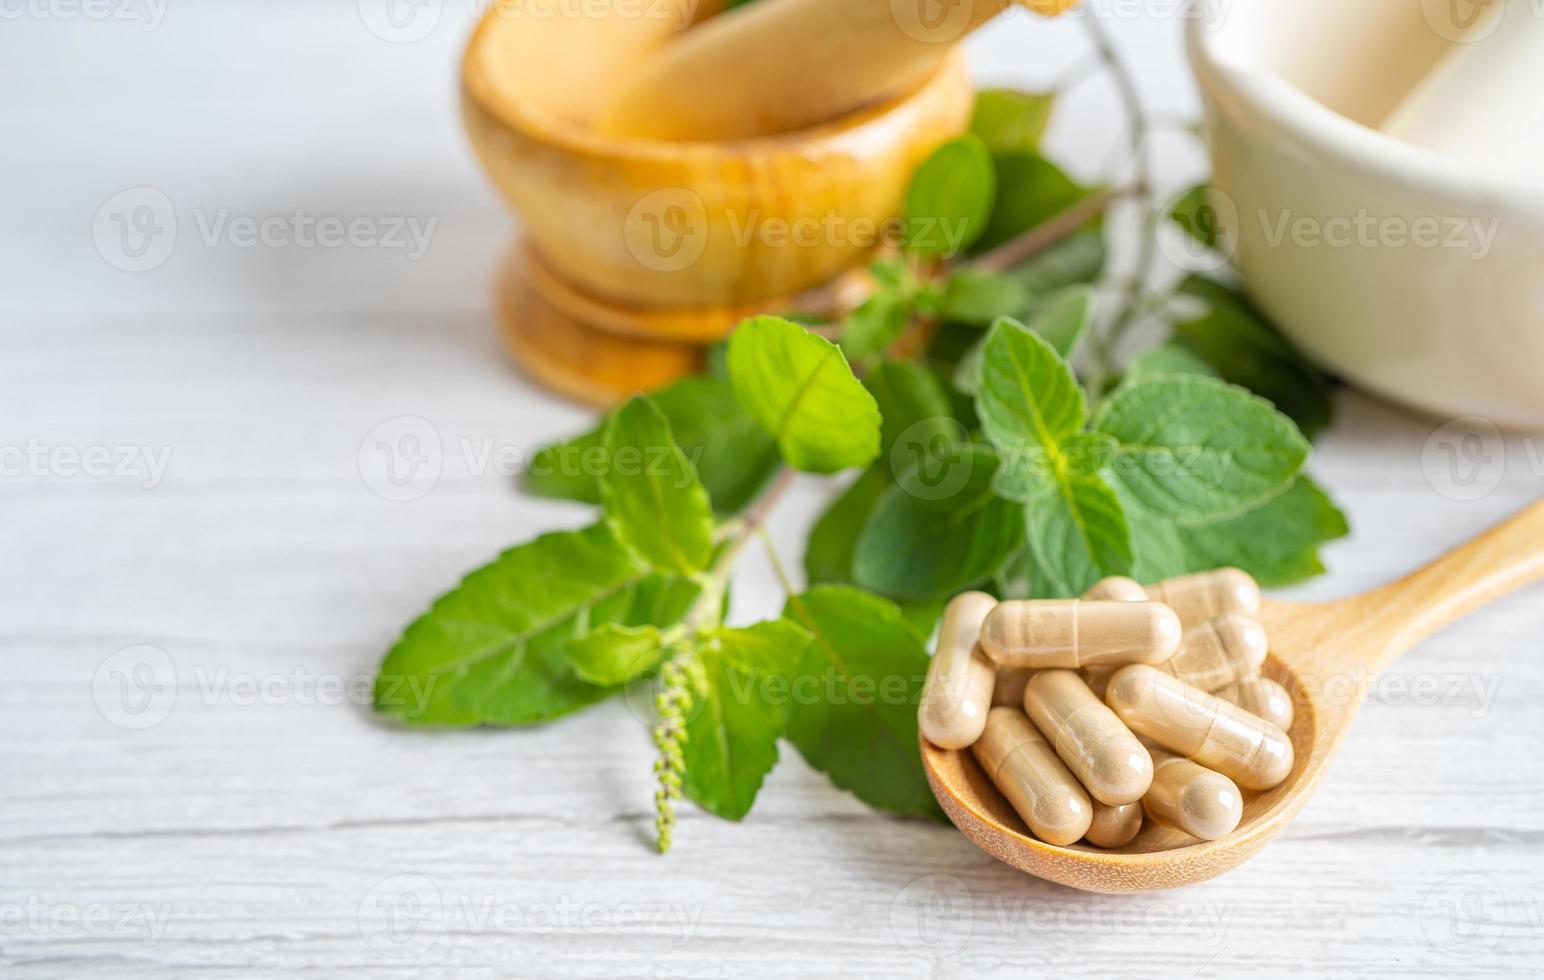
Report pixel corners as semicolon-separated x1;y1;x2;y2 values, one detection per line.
3;3;1542;976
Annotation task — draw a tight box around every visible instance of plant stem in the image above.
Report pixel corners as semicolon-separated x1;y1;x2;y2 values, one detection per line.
969;181;1144;275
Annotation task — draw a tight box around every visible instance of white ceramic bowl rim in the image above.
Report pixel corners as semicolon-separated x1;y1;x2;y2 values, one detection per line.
1185;16;1544;227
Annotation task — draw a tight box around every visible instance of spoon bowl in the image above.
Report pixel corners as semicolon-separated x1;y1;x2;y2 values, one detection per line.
923;498;1544;892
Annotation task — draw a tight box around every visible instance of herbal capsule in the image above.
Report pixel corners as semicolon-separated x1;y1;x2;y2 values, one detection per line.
972;708;1093;847
980;601;1182;669
1145;568;1262;628
1085;802;1143;849
1215;675;1295;732
918;592;998;749
1083;576;1150;603
1024;670;1153;805
992;667;1035;707
1161;613;1268;692
1141;744;1243;841
1081;665;1117;701
1104;665;1294;791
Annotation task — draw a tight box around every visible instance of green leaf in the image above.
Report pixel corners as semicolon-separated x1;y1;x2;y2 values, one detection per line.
976;316;1086;463
954;285;1095;396
523;376;780;514
1129;475;1349;587
840;265;913;359
601;396;715;576
867;360;956;460
727;315;881;474
374;523;698;726
681;619;811;821
935;267;1031;326
1026;471;1134;597
567;624;667;687
782;586;942;819
1012;226;1107;293
971;88;1055;154
804;466;890;586
1168;185;1223;250
853;444;1024;599
903;135;996;258
1094;376;1310;521
973;152;1089;254
1122;341;1219;386
1172;276;1336;440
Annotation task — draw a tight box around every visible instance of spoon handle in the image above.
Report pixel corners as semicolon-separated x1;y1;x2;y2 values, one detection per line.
1341;497;1544;672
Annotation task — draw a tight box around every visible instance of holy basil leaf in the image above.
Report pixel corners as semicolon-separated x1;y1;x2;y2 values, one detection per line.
954;284;1095;396
853;444;1024;599
727;315;881;474
935;267;1031;326
680;619;811;821
841;278;913;360
568;624;667;687
867;359;956;461
1129;475;1348;587
976;316;1086;488
601;396;715;576
970;88;1055;154
1172;276;1336;440
1094;376;1309;522
973;152;1089;254
783;586;942;819
375;523;697;726
805;466;890;585
1026;472;1134;598
903;135;996;258
523;375;779;514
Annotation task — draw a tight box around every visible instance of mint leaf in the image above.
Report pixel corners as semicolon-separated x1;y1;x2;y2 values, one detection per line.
1027;471;1134;597
973;152;1088;254
903;135;996;258
971;89;1055;154
568;624;667;687
936;267;1030;326
976;316;1086;492
1172;276;1335;440
375;523;698;725
601;396;715;576
783;586;942;818
524;376;779;514
853;444;1023;599
1122;341;1219;386
866;359;956;459
841;262;913;359
681;619;810;821
727;316;881;474
1094;376;1309;521
1168;185;1223;250
1129;475;1349;587
804;466;890;585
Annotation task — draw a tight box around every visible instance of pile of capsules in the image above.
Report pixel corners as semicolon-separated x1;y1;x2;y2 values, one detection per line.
918;569;1295;848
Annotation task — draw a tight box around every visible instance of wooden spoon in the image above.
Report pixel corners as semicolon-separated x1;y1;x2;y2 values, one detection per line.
923;497;1544;893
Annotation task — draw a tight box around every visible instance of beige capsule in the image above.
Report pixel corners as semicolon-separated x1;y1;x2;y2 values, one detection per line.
1141;744;1243;841
1104;665;1294;792
1161;613;1269;692
1085;801;1143;848
1145;568;1262;628
1081;665;1117;701
992;667;1035;707
1215;675;1295;732
1024;670;1153;805
980;600;1182;669
918;592;998;749
972;707;1093;846
1082;576;1150;603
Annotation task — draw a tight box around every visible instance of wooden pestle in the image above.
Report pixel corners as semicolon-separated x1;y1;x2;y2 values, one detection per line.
593;0;1077;141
